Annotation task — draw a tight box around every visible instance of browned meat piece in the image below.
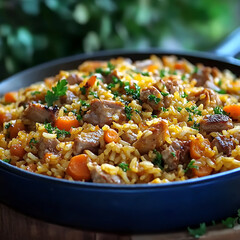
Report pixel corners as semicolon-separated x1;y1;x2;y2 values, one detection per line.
200;114;233;133
191;67;212;87
161;140;191;171
38;137;60;159
23;103;58;123
88;162;123;184
73;129;103;155
83;99;126;127
188;89;221;108
211;135;235;156
162;79;181;94
67;73;83;85
121;132;137;144
101;71;120;84
140;86;162;110
133;120;168;154
60;90;77;104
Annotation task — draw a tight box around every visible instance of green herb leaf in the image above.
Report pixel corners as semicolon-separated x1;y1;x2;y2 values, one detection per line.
160;92;169;97
193;66;199;74
188;223;206;238
171;152;176;157
184;160;199;173
31;91;41;96
80;87;86;95
152;114;157;118
44;123;71;139
89;91;99;98
124;82;140;100
5;122;11;129
148;94;161;104
181;92;188;98
3;159;11;163
45;79;68;106
29;138;38;148
125;106;132;120
159;69;166;78
160;107;168;112
213;106;228;115
107;62;115;71
177;107;182;112
191;121;200;131
222;217;237;228
153;149;163;170
215;89;227;94
119;163;129;172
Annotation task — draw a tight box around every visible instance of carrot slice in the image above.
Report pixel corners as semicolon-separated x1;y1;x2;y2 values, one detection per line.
104;129;119;143
9;122;25;139
147;65;158;73
190;138;211;159
66;154;91;181
4;92;18;103
86;75;97;88
10;144;25;158
192;165;213;177
223;105;240;119
55;116;80;131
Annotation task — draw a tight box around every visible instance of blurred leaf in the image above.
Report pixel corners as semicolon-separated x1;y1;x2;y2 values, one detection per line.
44;0;59;10
73;3;89;24
21;0;40;15
83;31;100;52
0;24;11;37
100;15;111;40
95;0;116;12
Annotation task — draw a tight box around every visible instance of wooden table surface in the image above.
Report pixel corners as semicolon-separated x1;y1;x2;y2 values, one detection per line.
1;203;240;240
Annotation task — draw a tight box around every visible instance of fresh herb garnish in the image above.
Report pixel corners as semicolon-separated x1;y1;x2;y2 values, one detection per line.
160;107;168;112
171;152;176;157
193;66;199;74
213;106;228;115
124;82;140;100
184;160;199;173
5;122;11;129
177;107;182;112
181;92;188;98
153;149;163;170
185;106;202;116
132;70;149;76
160;92;169;97
188;223;206;238
159;69;166;78
222;217;238;228
3;159;11;163
29;138;38;148
31;91;41;96
148;94;161;104
218;79;222;87
188;114;193;122
80;87;86;95
107;62;115;71
191;121;200;131
152;115;157;118
45;79;68;106
181;75;186;81
215;89;227;94
119;163;129;172
89;91;99;99
79;99;90;107
44;123;71;139
125;106;132;120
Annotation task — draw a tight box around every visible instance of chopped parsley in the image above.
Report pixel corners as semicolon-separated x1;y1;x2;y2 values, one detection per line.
148;94;161;104
171;152;176;157
95;62;115;75
160;92;169;97
107;62;115;71
5;122;11;129
112;91;120;99
76;114;82;121
132;70;149;76
125;106;132;120
152;115;157;118
89;91;99;99
181;92;188;98
3;159;11;163
218;79;222;87
185;106;202;116
124;82;140;100
45;79;68;106
80;87;86;95
153;149;163;170
187;223;206;238
188;114;193;122
31;91;41;96
79;99;90;107
213;106;228;115
44;123;71;139
177;107;182;112
222;217;238;228
118;163;129;172
184;160;199;173
160;107;168;112
159;69;166;78
181;75;186;81
192;66;199;74
134;109;140;114
191;121;200;131
215;89;227;94
29;138;38;148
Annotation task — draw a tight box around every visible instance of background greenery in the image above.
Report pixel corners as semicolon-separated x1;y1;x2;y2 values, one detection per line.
0;0;239;80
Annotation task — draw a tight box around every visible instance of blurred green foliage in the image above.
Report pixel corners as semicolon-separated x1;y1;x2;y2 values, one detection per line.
0;0;239;79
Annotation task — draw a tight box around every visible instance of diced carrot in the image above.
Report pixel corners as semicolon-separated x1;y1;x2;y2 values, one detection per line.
190;138;212;159
10;143;25;158
9;122;25;139
55;116;80;131
223;105;240;119
66;154;91;181
147;65;158;73
192;165;213;177
86;75;97;88
104;129;119;143
175;62;184;70
4;92;18;103
0;112;12;126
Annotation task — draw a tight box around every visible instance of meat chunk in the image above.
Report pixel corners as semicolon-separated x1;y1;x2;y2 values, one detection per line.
163;79;181;94
83;99;126;127
133;120;168;154
88;162;123;184
60;90;77;104
23;103;58;123
140;86;162;110
200;114;233;133
188;89;221;108
121;131;137;144
161;140;191;171
73;129;103;155
38;137;60;159
211;135;235;156
67;73;83;85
